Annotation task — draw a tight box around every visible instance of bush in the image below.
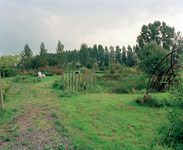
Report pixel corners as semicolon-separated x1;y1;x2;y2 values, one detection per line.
110;67;116;74
80;67;91;74
12;75;41;83
55;70;64;75
44;72;53;76
2;81;12;99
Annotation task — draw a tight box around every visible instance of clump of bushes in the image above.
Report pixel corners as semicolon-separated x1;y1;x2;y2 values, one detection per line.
2;81;12;99
38;66;64;75
80;67;91;74
98;74;148;94
12;75;41;83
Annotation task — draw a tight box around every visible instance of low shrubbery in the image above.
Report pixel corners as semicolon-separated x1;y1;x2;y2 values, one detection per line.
80;67;91;74
98;72;148;94
2;81;12;99
12;75;41;83
0;68;20;77
38;66;64;75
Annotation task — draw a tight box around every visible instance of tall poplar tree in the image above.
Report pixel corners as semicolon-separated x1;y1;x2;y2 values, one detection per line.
20;43;33;70
122;46;127;65
38;42;47;67
56;40;66;68
115;45;121;63
79;43;89;66
104;46;110;67
109;45;115;62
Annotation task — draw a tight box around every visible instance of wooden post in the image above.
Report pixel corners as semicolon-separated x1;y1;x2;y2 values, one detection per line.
62;73;64;93
65;72;67;91
72;72;74;91
94;74;96;89
90;74;92;89
69;70;71;91
0;72;3;111
82;74;84;92
78;73;80;91
86;74;88;90
75;73;77;90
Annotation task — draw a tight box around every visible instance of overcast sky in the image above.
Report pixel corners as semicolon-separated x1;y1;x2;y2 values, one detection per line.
0;0;183;56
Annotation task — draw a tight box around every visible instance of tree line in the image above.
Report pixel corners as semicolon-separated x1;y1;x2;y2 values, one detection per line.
1;20;183;76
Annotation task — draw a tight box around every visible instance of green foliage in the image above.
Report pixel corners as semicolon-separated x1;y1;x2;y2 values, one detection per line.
20;44;33;70
151;57;183;149
12;75;41;83
80;67;91;74
137;20;175;50
2;81;12;99
99;73;148;94
139;42;169;75
79;43;89;66
0;55;21;77
57;40;67;68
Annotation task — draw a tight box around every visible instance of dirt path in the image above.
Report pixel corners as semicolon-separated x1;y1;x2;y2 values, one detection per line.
0;82;73;150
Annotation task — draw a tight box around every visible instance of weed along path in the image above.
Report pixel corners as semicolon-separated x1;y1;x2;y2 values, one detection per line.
0;76;169;150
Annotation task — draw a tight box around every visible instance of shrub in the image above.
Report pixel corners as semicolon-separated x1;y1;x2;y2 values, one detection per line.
55;70;64;75
2;81;12;99
44;72;53;76
110;67;116;74
80;67;91;74
12;75;41;83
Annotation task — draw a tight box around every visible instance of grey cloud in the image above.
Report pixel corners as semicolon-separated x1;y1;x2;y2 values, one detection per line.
0;0;183;56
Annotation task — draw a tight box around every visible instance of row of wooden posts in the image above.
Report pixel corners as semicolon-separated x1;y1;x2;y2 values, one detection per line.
62;72;96;93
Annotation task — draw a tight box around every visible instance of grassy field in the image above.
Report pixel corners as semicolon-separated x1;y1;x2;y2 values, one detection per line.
0;75;172;150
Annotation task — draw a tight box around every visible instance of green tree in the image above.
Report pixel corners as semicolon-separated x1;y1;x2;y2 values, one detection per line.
92;44;98;62
79;43;89;66
98;44;104;69
104;46;110;67
48;58;58;66
38;42;48;67
109;45;115;62
0;56;10;77
122;46;127;65
20;43;33;70
127;45;135;67
137;21;175;50
139;42;169;74
115;45;121;63
0;55;21;77
56;40;66;68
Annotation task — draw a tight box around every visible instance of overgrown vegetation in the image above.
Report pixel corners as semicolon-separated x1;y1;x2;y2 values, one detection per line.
150;58;183;149
12;75;41;83
2;81;12;99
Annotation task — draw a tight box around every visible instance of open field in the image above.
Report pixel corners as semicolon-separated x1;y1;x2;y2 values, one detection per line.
0;75;172;149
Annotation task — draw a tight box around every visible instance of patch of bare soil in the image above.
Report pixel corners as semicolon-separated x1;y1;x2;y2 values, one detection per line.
0;104;73;150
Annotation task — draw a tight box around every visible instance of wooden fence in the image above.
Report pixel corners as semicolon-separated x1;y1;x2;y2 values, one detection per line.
62;72;96;93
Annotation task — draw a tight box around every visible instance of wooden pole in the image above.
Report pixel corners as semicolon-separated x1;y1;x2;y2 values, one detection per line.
82;74;84;92
90;74;92;89
86;74;88;90
75;73;77;90
94;74;96;89
0;72;3;111
65;72;67;91
78;73;80;91
72;72;74;91
62;73;64;93
69;70;71;91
